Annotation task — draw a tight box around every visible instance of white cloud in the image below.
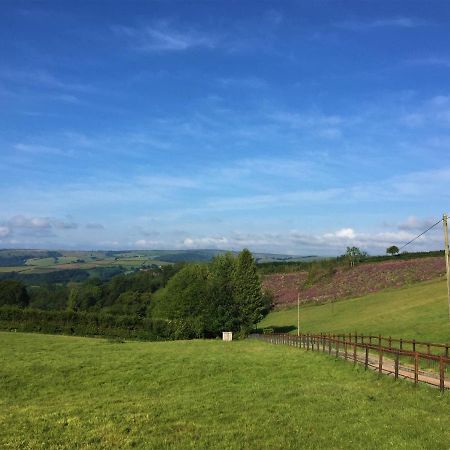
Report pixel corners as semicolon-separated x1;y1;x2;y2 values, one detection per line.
183;236;229;248
9;215;51;229
85;223;105;230
334;228;356;239
397;216;438;232
217;77;267;89
135;239;161;248
407;57;450;68
112;24;216;52
337;17;426;31
0;69;93;93
0;226;10;237
175;224;441;255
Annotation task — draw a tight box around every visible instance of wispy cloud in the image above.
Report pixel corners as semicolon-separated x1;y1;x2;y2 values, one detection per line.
406;56;450;68
85;223;105;230
0;69;94;93
217;76;268;89
14;143;73;157
337;17;426;31
112;23;217;52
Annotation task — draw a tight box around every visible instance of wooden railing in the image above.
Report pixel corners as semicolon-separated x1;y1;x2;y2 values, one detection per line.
250;332;450;391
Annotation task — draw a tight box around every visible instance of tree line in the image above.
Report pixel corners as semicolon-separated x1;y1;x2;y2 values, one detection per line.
0;249;270;340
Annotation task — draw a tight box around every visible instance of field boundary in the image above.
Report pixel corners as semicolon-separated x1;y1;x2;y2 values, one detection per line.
250;332;450;391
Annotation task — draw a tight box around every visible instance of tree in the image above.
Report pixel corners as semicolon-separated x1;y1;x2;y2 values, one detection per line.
0;280;29;307
344;246;367;267
207;253;239;335
151;264;210;338
233;249;264;333
386;245;399;256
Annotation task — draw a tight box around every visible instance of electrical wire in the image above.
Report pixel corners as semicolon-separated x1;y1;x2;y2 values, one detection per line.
398;218;443;251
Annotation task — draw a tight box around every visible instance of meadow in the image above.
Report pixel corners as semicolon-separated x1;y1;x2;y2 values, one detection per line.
259;279;450;343
1;332;450;450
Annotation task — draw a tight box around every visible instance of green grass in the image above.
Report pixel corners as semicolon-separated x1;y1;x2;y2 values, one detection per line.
1;333;450;449
25;257;56;266
259;279;450;343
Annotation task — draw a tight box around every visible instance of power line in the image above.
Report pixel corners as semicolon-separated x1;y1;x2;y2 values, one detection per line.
398;218;443;251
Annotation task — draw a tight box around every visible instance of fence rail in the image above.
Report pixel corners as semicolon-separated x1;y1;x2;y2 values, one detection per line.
321;332;450;357
250;332;450;391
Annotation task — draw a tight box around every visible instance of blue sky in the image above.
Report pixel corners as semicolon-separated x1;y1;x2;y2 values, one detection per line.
1;1;450;255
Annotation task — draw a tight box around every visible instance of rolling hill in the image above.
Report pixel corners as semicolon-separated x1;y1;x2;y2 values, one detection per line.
259;278;450;343
263;256;446;306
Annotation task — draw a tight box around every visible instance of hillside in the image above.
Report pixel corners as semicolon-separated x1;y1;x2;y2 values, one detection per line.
1;332;449;449
263;256;446;306
259;279;450;343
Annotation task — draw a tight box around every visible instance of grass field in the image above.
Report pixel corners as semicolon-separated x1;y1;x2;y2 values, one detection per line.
1;332;449;449
259;279;450;343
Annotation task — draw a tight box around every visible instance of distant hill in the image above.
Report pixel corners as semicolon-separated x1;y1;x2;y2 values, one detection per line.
0;248;316;266
263;256;446;307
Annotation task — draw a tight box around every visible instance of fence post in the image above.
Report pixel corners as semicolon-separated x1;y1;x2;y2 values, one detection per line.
439;357;445;392
395;352;399;380
378;347;383;374
414;353;419;385
378;334;381;347
400;338;403;351
307;334;309;351
361;334;364;344
353;342;357;364
446;345;449;358
344;340;348;360
336;338;339;358
328;335;332;355
365;345;369;370
413;339;416;353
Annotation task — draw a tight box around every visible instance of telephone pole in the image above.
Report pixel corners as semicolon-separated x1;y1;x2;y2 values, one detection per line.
443;213;450;320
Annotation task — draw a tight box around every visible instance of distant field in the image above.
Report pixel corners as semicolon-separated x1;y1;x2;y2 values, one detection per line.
0;266;32;273
1;332;449;449
260;279;450;343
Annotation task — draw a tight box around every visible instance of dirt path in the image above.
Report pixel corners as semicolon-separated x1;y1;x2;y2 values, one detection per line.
338;350;450;389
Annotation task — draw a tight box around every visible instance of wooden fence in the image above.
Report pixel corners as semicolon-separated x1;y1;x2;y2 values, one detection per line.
250;332;450;391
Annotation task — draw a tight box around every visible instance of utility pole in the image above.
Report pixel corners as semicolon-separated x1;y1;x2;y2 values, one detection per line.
443;213;450;320
297;292;300;336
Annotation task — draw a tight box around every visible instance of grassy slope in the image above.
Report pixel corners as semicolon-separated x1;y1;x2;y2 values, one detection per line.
260;279;450;343
1;332;449;449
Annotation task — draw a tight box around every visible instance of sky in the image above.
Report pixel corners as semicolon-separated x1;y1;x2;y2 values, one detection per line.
1;0;450;255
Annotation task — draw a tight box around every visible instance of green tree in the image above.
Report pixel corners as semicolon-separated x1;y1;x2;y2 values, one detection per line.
152;264;210;338
207;253;239;334
0;280;29;307
344;246;367;267
386;245;399;256
233;249;264;333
